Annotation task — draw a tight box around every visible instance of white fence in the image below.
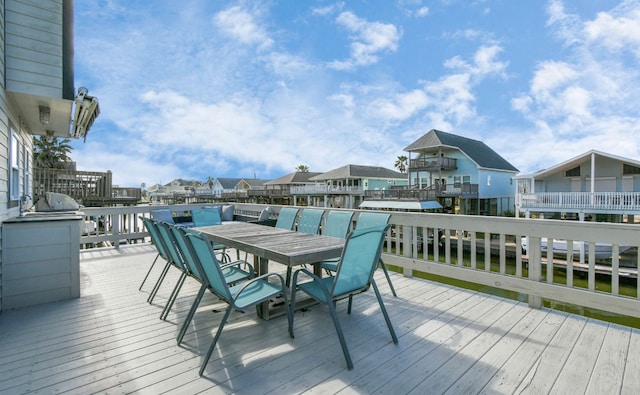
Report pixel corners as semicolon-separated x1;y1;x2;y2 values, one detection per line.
519;191;640;213
78;203;640;319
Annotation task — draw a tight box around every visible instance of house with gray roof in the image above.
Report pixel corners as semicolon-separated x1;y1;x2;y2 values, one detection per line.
244;171;323;205
516;150;640;222
291;164;407;209
403;129;519;215
211;178;244;198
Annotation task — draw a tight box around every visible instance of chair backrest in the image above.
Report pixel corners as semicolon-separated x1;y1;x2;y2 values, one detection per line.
296;209;324;234
155;221;186;270
323;211;355;239
192;207;222;227
150;209;175;224
332;224;390;297
257;206;271;222
355;212;391;229
184;230;232;301
170;226;202;281
275;207;299;230
142;217;170;260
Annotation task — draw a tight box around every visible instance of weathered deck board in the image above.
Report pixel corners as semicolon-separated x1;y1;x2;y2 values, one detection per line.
0;244;639;394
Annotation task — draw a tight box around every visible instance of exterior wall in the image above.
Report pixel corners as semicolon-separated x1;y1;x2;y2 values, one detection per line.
5;0;66;98
0;0;68;312
477;169;516;198
0;0;6;309
537;156;640;193
364;178;401;191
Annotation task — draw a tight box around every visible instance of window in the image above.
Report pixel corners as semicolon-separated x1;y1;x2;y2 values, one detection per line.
10;127;21;201
623;163;640;175
565;166;581;177
23;145;31;199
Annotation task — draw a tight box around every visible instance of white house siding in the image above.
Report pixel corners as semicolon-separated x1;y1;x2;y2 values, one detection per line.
4;0;64;98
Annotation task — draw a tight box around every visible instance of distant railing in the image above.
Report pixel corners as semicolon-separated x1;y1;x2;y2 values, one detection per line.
519;192;640;213
290;185;364;195
409;156;457;171
364;183;478;200
34;167;112;204
78;202;640;320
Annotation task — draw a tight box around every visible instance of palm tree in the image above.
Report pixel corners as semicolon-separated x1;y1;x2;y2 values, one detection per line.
394;155;408;173
193;181;202;195
33;136;73;169
296;164;309;172
206;176;214;194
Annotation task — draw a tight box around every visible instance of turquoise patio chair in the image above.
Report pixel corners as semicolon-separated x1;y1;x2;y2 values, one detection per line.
143;218;181;304
320;211;355;274
296;208;324;234
191;207;222;227
290;225;398;370
192;207;230;262
154;221;193;320
140;217;170;292
182;230;293;376
275;207;299;230
168;225;254;344
352;212;397;297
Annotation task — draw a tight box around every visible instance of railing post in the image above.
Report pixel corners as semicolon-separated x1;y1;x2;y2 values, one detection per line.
112;214;121;250
527;236;542;309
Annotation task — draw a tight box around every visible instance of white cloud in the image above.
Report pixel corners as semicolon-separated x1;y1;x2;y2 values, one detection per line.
328;11;401;70
584;5;640;58
311;2;345;16
214;6;274;50
415;7;429;17
369;90;430;121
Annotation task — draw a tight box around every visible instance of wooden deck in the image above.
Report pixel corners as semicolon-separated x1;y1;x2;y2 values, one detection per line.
1;244;639;394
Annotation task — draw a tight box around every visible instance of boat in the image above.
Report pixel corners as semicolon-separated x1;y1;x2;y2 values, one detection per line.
521;237;632;260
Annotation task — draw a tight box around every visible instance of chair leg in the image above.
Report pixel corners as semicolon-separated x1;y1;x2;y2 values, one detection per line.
139;253;160;291
347;295;353;314
379;258;397;297
200;306;233;376
372;280;398;344
326;297;354;370
177;284;207;345
148;260;172;303
161;272;187;320
282;288;294;339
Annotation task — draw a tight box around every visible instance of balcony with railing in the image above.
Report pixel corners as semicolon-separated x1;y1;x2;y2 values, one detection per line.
519;192;640;214
290;184;364;195
409;156;457;171
247;186;289;197
364;183;479;200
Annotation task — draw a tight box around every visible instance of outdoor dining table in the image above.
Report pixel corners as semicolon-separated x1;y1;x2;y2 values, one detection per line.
194;221;345;319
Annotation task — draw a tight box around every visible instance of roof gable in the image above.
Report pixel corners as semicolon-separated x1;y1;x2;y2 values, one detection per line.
215;177;244;189
404;129;518;172
521;149;640;178
265;171;323;185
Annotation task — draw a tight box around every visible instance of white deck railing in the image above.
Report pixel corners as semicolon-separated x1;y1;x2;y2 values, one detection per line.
290;185;364;195
519;191;640;213
78;203;640;319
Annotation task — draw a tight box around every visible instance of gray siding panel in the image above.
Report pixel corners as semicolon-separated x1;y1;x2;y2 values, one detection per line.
5;0;64;97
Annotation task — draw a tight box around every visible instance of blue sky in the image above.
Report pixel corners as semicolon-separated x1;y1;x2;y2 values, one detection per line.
71;0;640;188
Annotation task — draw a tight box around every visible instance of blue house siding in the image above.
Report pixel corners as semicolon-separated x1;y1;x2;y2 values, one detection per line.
477;169;515;198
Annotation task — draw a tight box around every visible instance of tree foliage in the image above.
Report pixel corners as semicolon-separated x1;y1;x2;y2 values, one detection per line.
296;164;310;172
33;136;73;169
394;155;408;173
